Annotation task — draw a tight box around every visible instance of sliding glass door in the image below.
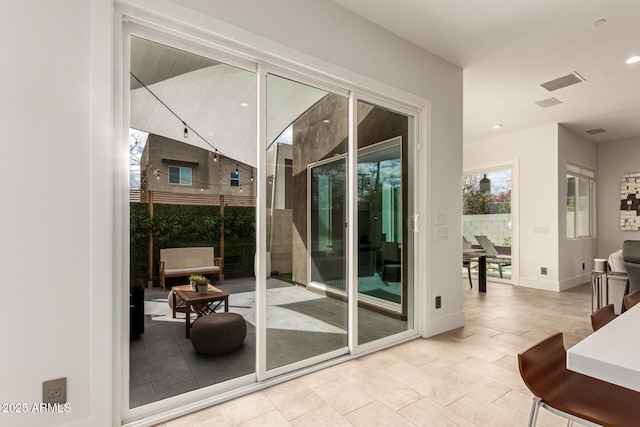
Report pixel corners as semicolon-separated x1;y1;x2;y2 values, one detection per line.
462;166;513;283
356;101;413;345
309;157;347;291
265;74;349;372
127;34;257;410
357;140;402;306
124;27;419;419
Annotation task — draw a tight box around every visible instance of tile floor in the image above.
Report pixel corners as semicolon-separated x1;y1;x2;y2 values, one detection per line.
156;280;594;426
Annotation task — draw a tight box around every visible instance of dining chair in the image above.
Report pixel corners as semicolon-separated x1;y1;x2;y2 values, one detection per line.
623;290;640;311
590;304;616;331
518;332;640;427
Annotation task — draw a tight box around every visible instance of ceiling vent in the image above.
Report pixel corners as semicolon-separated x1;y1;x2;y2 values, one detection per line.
585;128;607;135
540;72;585;92
535;97;562;108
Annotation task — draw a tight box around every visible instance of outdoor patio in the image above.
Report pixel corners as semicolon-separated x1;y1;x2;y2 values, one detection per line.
130;277;408;408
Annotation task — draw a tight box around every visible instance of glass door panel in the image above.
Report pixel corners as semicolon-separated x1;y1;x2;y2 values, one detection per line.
356;101;413;345
266;74;349;371
128;36;257;409
309;157;347;291
462;168;513;282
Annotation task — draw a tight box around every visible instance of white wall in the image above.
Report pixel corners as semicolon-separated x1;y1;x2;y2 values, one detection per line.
465;124;560;290
0;0;462;425
557;125;597;290
597;136;640;256
0;1;112;426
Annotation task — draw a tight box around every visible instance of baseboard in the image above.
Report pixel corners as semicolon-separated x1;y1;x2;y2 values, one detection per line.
423;310;465;338
516;277;559;292
559;273;590;291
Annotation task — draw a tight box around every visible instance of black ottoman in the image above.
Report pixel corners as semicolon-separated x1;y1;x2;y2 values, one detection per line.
190;313;246;355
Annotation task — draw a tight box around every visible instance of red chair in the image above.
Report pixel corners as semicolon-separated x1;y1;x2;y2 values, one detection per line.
518;332;640;426
590;304;616;331
623;290;640;311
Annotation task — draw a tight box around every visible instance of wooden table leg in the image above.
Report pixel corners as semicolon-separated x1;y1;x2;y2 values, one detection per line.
172;291;177;318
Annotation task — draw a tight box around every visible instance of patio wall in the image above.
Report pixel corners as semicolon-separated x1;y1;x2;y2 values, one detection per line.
270;209;293;274
463;213;512;247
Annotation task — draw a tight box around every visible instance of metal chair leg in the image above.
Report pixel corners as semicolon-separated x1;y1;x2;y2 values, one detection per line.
528;397;541;427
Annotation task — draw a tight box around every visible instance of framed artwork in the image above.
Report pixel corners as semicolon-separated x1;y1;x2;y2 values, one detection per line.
620;173;640;230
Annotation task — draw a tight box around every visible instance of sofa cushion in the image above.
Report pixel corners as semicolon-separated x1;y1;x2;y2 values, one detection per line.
608;249;626;273
165;266;219;275
161;247;215;269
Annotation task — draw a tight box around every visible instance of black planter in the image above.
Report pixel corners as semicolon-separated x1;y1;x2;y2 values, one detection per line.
130;286;145;340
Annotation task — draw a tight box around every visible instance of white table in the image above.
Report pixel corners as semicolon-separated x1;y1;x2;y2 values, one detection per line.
567;303;640;392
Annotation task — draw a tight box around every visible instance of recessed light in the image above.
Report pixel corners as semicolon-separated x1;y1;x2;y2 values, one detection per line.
625;56;640;65
240;102;249;107
491;124;503;129
322;119;331;124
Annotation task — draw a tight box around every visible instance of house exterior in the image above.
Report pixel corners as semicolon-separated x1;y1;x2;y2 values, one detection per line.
141;133;256;198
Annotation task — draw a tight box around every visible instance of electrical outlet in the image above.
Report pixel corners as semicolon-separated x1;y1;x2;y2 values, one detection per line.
541;267;548;275
43;378;66;404
435;295;442;309
48;386;61;400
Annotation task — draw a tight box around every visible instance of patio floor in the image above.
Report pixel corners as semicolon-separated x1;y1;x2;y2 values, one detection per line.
130;277;408;408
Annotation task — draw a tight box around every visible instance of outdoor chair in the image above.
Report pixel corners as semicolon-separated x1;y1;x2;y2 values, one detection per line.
623;290;640;311
474;235;511;278
590;304;615;331
518;332;640;427
463;255;473;288
463;237;473;288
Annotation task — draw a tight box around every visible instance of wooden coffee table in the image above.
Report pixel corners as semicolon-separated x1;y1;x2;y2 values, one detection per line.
171;284;229;338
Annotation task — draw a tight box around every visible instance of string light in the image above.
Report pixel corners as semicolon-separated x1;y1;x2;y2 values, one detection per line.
200;184;204;192
250;173;254;182
130;72;256;180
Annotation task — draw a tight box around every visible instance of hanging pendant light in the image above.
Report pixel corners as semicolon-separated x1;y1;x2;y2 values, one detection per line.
480;173;491;194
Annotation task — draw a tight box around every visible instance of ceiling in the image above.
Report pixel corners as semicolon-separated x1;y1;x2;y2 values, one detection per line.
130;37;327;167
332;0;640;144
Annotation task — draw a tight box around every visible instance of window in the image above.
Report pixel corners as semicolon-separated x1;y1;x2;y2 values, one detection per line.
230;170;239;187
168;166;192;185
567;164;595;239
